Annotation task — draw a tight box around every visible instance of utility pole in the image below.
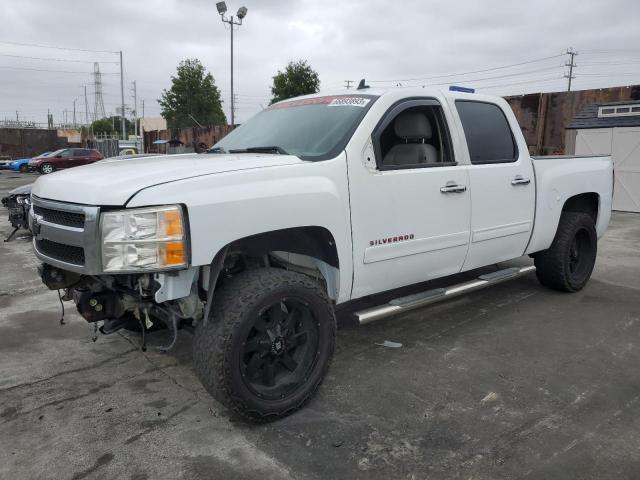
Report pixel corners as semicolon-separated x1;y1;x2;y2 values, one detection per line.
131;80;138;138
119;50;126;139
344;80;354;89
15;110;19;122
565;47;578;92
141;99;145;153
84;86;89;126
73;99;77;128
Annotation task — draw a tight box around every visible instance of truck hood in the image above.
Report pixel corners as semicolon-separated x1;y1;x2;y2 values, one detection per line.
31;153;304;206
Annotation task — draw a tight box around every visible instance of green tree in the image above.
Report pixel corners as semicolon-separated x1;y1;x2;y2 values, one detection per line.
89;116;134;136
90;118;114;135
270;60;320;104
159;59;226;129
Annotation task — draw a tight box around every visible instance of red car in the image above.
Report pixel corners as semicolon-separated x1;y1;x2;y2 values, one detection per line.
29;148;104;174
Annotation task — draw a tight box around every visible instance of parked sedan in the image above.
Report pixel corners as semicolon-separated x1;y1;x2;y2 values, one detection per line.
29;148;104;174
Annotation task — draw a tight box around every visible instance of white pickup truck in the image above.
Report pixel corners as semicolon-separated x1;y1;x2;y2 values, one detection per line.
30;86;612;421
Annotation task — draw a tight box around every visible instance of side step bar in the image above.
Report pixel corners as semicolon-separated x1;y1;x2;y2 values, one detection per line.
354;265;536;325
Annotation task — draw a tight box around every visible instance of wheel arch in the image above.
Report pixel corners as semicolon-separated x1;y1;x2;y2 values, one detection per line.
562;192;600;224
206;226;341;300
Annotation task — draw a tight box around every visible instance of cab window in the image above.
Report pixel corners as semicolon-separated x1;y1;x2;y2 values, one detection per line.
455;100;518;164
374;101;456;170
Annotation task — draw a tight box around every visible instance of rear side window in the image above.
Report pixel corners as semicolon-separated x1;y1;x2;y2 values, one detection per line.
455;101;517;164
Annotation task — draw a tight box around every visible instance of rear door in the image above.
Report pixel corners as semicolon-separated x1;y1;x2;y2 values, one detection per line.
56;149;75;168
348;98;472;299
452;99;535;270
86;149;103;164
72;149;92;166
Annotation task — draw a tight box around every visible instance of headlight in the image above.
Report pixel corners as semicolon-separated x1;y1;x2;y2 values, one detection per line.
100;205;188;272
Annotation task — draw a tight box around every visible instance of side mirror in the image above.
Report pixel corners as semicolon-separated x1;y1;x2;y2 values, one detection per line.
56;154;62;158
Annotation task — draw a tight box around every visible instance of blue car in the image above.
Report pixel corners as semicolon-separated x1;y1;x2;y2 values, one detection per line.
7;157;33;173
1;152;52;173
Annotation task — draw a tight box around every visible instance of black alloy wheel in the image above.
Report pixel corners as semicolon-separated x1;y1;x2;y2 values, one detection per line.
534;211;597;292
193;268;336;422
240;298;320;400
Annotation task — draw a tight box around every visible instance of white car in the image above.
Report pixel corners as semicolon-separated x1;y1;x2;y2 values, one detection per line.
30;86;612;421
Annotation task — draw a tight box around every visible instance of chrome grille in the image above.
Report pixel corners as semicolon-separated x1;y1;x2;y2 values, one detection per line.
33;205;85;228
35;239;85;265
30;195;101;274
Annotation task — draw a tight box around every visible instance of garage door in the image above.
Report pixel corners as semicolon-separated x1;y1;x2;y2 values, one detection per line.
575;127;640;213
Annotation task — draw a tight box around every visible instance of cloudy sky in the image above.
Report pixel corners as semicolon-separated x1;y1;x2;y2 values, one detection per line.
1;0;639;126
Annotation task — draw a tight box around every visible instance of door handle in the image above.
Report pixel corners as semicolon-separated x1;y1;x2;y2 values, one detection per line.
511;175;531;186
440;183;467;194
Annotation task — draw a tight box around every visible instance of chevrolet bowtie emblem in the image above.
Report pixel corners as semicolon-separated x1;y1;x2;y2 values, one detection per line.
32;215;42;236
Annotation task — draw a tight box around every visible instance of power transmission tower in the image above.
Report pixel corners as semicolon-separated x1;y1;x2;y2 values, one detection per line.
93;62;107;120
565;48;578;92
344;80;354;89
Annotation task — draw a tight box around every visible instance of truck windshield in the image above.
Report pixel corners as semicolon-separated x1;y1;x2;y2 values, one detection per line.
211;95;377;160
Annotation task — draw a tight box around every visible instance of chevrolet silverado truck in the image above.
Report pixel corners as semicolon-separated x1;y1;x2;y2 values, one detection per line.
29;87;613;421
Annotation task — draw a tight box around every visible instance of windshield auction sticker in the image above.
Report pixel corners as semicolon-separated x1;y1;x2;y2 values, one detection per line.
328;97;371;107
269;95;371;109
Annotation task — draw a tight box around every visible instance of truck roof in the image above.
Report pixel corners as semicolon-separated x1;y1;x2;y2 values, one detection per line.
272;86;503;106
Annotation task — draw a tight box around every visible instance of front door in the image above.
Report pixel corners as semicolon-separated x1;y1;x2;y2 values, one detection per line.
452;100;535;271
348;99;472;299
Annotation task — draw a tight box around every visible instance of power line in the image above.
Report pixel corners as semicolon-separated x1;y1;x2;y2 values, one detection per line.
0;64;118;74
576;72;640;77
0;53;119;63
579;60;640;66
0;40;117;54
396;65;564;87
368;53;565;83
477;76;565;90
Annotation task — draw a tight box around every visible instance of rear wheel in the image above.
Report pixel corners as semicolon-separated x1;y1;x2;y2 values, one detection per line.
19;164;28;173
40;163;54;174
193;268;336;422
534;212;597;292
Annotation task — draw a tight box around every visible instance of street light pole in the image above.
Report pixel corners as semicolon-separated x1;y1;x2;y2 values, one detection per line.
230;15;234;126
217;2;248;127
119;50;126;140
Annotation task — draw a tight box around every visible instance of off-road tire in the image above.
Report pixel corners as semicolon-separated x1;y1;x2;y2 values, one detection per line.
40;163;54;174
534;211;597;292
193;268;336;422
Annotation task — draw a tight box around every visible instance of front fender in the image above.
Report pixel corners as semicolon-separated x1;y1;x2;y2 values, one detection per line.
127;153;353;303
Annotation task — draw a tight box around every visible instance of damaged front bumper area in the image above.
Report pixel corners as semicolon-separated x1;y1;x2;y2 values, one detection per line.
38;263;203;351
29;195;202;350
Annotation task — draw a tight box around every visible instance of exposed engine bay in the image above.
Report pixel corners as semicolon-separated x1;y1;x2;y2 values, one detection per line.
38;263;204;351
